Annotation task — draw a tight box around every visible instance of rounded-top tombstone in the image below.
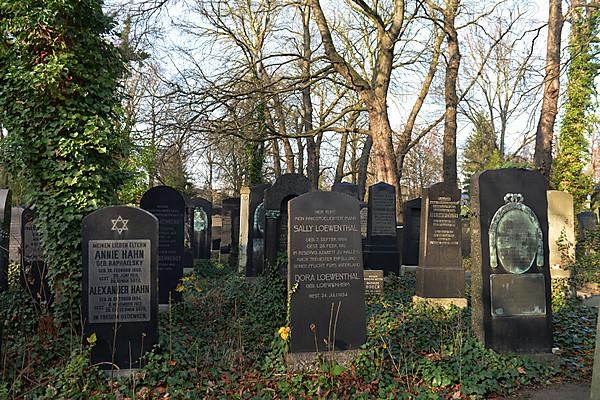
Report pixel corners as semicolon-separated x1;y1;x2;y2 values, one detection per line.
140;186;185;304
82;206;158;371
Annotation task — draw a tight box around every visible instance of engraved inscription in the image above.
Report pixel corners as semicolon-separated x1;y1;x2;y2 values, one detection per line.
88;239;151;323
370;192;395;236
428;196;460;246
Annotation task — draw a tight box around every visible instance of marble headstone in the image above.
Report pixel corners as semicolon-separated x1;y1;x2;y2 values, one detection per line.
82;206;158;371
140;186;185;305
288;191;366;353
471;168;553;354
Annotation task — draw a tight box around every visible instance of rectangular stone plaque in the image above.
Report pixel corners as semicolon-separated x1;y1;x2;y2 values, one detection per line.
88;239;151;323
490;273;546;317
364;270;383;296
370;191;396;236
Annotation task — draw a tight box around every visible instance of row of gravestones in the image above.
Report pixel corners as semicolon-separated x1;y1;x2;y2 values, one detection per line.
2;168;600;373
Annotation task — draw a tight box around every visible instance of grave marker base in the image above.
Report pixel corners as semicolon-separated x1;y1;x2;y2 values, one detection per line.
286;350;361;373
412;295;467;308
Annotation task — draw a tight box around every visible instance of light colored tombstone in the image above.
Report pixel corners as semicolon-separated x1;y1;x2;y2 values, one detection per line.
547;190;575;279
238;186;250;273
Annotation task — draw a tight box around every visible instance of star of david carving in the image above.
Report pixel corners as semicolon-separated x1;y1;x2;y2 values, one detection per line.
111;215;129;235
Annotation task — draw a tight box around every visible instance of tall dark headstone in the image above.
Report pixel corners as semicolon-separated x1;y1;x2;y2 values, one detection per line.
461;217;471;258
82;206;158;371
0;189;11;292
576;211;598;234
20;207;51;306
415;182;464;303
364;182;399;275
222;198;241;265
288;191;366;353
401;197;421;266
264;174;311;269
471;168;553;354
140;186;185;304
245;183;270;277
191;198;212;260
332;182;359;199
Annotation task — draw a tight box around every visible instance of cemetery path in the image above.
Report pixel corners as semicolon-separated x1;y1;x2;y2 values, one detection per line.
498;381;590;399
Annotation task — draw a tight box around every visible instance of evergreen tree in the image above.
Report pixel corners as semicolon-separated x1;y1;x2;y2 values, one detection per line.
553;1;599;210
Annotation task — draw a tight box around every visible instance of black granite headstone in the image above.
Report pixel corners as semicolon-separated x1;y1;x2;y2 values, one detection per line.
20;207;52;306
222;198;241;264
364;182;399;275
140;186;185;304
264;174;311;269
332;182;359;199
82;206;158;370
288;191;366;352
401;197;421;266
416;182;464;298
576;211;598;234
191;198;212;260
0;189;10;292
471;168;553;354
246;183;271;277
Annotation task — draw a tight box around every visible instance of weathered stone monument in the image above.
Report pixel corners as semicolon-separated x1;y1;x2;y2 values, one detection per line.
82;206;158;372
222;197;241;265
547;190;575;279
238;187;251;273
211;209;222;260
264;174;311;270
415;182;465;306
577;211;598;234
288;191;366;363
0;189;11;292
239;183;270;277
364;182;399;275
471;168;553;354
20;207;51;306
9;206;23;264
401;197;421;266
191;197;212;260
140;186;185;305
332;182;359;199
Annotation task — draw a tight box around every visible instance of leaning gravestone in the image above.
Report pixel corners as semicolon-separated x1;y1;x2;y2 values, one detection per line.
364;182;399;275
401;197;421;266
547;190;575;279
244;183;270;277
471;168;553;354
191;197;212;260
288;191;366;363
82;206;158;372
20;207;51;307
415;182;465;306
0;189;11;292
264;174;311;270
140;186;185;305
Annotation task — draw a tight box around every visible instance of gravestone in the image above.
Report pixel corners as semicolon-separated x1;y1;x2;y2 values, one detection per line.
20;207;51;306
415;182;464;305
183;200;194;274
82;206;158;372
364;270;384;296
364;182;399;275
288;191;366;355
332;182;359;199
264;174;311;270
577;211;598;234
0;189;11;292
9;206;23;263
471;168;553;354
359;204;368;239
191;198;212;260
222;198;241;265
211;210;222;261
244;183;270;277
461;217;471;258
401;197;421;266
238;187;251;273
140;186;185;305
592;313;600;400
547;191;575;278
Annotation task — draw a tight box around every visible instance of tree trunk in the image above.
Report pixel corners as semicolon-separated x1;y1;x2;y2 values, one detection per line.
357;135;373;201
534;0;562;179
282;138;295;173
334;131;349;183
271;138;282;176
442;0;460;186
301;5;319;189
